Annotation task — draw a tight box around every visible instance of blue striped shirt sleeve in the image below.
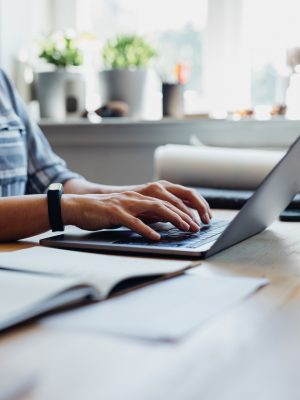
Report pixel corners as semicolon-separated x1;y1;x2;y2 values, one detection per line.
1;69;82;194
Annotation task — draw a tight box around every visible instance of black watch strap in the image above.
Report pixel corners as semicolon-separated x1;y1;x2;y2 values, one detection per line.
47;183;64;232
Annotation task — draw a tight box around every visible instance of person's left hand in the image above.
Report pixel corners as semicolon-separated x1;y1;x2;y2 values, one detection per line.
132;180;212;225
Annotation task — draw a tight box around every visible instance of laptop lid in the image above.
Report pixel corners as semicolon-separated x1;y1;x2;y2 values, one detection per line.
206;135;300;257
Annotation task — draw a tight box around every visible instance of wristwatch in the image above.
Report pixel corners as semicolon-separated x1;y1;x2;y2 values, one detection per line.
47;183;65;232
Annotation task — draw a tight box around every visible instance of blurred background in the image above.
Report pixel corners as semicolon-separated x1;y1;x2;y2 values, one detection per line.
1;0;300;186
2;0;300;121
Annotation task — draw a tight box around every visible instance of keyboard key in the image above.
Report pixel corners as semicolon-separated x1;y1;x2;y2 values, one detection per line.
114;220;229;248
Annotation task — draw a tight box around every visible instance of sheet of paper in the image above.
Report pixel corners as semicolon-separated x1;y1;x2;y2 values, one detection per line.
0;247;193;298
44;271;268;341
0;269;79;330
0;368;37;400
155;144;284;189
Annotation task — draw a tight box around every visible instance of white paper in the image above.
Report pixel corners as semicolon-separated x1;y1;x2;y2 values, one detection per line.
45;271;268;341
0;269;80;329
0;368;37;400
155;144;284;189
0;247;193;298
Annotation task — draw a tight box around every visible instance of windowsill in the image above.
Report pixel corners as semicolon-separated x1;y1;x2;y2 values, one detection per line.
39;116;211;126
38;115;298;125
39;116;300;149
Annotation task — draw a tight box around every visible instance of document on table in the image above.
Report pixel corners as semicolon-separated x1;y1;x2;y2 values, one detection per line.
0;269;94;331
0;247;193;299
0;247;195;330
45;270;268;341
0;367;37;400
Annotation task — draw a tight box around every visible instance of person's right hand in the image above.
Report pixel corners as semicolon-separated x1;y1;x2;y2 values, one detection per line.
61;191;201;240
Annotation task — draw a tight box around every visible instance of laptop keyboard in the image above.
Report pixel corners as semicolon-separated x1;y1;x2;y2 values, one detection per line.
114;220;229;248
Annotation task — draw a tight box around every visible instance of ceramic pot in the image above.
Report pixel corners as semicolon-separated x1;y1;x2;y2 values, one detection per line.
99;69;155;119
35;68;85;120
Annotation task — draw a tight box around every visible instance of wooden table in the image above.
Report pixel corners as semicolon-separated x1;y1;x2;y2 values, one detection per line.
1;210;300;400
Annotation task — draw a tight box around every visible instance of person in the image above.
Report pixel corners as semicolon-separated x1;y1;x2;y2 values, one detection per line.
0;68;212;242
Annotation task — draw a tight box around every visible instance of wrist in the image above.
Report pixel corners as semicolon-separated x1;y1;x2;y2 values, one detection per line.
47;183;65;231
61;194;78;226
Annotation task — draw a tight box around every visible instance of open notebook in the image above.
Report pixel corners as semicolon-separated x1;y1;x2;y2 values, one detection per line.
0;247;195;331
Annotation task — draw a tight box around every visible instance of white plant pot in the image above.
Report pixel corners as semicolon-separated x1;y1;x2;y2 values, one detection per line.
35;68;85;120
99;69;157;119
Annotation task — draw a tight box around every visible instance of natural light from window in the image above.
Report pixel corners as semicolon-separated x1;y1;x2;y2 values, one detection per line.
244;0;300;108
77;0;207;114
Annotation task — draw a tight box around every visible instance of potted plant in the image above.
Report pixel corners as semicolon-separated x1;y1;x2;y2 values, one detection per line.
99;35;158;119
35;31;85;119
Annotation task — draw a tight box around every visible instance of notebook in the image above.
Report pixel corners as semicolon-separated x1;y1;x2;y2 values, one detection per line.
0;366;37;400
0;247;195;331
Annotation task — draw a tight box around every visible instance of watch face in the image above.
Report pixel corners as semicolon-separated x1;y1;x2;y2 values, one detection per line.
49;183;63;191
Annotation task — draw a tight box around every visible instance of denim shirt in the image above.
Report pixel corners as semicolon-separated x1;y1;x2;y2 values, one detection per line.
0;68;80;196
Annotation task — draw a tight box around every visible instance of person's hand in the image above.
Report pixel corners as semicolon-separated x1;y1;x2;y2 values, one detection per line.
61;191;201;240
132;180;212;224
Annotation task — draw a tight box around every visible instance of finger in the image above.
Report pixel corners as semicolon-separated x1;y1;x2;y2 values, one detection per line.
183;198;213;220
140;182;197;221
120;212;161;241
163;201;200;232
184;198;213;220
167;185;212;223
127;196;194;231
148;188;197;222
169;185;211;220
141;201;192;232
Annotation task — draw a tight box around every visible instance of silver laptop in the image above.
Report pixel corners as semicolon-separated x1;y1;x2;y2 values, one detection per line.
40;136;300;259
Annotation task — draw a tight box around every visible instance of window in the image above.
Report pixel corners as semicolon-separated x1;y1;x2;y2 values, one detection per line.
3;0;300;119
75;0;208;114
205;0;300;117
243;0;300;108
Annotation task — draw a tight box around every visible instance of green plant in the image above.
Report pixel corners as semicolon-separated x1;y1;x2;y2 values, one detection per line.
39;31;83;67
102;35;157;69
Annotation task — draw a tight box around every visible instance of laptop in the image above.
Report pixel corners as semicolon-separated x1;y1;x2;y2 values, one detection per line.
40;136;300;259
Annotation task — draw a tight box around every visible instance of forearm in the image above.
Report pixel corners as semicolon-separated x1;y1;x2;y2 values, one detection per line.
0;195;50;242
63;178;139;195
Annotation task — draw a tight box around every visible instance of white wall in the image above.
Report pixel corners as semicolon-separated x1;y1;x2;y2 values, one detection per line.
49;0;77;31
0;0;51;78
